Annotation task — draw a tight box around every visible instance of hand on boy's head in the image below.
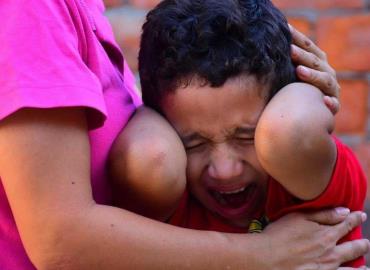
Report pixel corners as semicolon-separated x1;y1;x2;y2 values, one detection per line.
289;24;341;114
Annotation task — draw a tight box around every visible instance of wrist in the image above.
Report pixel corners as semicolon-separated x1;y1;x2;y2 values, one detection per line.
222;232;269;270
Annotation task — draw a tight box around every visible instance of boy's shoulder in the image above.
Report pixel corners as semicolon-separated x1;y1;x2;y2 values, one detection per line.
266;135;367;221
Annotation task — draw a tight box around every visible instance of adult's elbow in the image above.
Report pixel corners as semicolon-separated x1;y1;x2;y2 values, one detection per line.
26;213;89;270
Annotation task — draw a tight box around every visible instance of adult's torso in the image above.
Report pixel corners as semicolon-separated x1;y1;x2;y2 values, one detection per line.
0;1;139;268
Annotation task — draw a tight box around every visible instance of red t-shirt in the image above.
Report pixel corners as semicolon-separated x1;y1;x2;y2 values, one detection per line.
169;191;249;233
266;137;367;267
170;137;367;267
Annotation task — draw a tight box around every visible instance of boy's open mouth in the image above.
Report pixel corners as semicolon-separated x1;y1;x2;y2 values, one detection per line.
209;183;257;209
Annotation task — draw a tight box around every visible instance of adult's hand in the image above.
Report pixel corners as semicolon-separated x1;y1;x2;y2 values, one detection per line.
290;24;340;114
259;208;369;270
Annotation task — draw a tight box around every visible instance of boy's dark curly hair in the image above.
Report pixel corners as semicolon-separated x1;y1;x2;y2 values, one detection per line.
139;0;296;112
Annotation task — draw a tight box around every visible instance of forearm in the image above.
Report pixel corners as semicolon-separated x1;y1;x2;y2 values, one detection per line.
39;203;263;270
255;82;337;200
30;203;370;270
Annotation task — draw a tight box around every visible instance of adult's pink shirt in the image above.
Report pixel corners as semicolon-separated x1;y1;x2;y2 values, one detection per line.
0;0;141;268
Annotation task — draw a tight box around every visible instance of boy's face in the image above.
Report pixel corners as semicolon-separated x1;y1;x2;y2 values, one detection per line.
161;75;269;227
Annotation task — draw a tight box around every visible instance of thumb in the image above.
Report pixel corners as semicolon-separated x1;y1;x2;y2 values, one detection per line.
306;207;351;225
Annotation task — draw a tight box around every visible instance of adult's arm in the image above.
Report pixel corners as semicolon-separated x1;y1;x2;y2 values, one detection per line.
0;108;368;270
255;83;336;199
0;108;239;269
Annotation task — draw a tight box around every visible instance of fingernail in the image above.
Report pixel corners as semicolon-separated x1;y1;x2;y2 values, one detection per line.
323;95;330;101
325;96;334;107
298;66;311;77
335;207;350;216
288;23;293;30
362;212;367;222
291;45;298;58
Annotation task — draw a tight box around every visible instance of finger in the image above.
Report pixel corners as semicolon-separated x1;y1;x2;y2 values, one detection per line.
323;96;340;115
291;45;334;76
335;239;370;266
306;207;351;225
296;66;340;98
334;211;367;240
289;24;327;60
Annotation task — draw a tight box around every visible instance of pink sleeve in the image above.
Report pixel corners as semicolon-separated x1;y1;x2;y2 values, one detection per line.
0;0;106;124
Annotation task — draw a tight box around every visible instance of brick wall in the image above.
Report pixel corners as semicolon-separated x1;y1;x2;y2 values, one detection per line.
104;0;370;261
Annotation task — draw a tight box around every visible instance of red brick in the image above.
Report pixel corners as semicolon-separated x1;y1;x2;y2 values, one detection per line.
273;0;363;10
129;0;161;9
103;0;125;9
335;80;368;135
317;15;370;72
287;17;312;37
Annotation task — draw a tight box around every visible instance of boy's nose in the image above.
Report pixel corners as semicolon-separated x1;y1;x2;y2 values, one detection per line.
208;146;243;181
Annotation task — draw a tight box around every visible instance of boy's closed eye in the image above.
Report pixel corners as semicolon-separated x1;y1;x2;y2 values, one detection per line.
181;133;208;152
233;127;256;145
234;136;255;144
184;141;207;151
